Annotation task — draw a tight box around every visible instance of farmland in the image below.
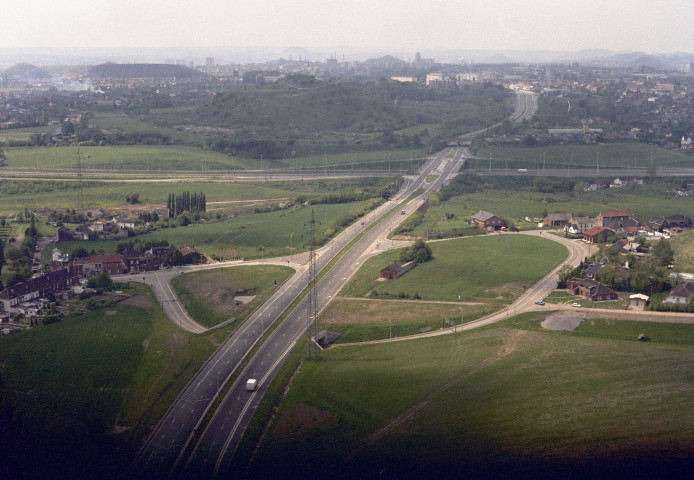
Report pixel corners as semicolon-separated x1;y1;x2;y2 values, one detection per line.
246;313;694;479
340;234;567;303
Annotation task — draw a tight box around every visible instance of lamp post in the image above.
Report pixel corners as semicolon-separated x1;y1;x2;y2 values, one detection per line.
389;319;392;339
289;232;294;262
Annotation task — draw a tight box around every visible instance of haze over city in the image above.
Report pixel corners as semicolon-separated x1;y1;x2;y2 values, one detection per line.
6;0;694;54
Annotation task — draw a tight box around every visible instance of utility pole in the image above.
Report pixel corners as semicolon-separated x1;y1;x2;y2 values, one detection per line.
306;209;319;359
76;145;83;212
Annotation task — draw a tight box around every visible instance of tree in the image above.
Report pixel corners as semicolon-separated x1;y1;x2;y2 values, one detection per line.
400;239;432;264
61;120;75;136
87;272;115;291
0;238;4;272
0;146;6;167
651;238;674;267
163;246;183;266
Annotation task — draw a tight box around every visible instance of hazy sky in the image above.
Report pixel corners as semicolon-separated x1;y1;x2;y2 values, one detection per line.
6;0;694;53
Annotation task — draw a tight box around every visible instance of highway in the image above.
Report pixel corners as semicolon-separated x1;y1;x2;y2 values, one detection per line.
134;91;532;478
134;146;456;478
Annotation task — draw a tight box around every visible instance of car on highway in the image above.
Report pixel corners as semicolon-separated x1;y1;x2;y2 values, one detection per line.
571;303;582;308
535;301;545;305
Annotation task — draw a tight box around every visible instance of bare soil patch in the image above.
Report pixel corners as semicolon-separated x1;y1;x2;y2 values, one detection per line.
119;294;153;308
542;314;584;331
274;404;338;441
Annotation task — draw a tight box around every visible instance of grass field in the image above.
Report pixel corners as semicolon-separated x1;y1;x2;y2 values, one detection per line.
247;312;694;479
2;145;248;171
318;298;497;343
670;230;694;272
0;283;236;479
53;201;365;260
171;265;294;328
476;142;694;170
340;235;567;303
410;179;694;236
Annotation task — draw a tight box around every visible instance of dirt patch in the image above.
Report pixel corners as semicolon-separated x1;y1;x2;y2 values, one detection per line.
105;310;118;316
119;294;153;308
542;314;584;331
274;404;338;441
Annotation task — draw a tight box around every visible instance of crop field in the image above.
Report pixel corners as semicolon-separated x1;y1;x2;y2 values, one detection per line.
476;142;694;170
340;234;567;303
247;313;694;479
318;298;497;343
0;284;235;478
171;265;294;328
410;180;694;236
53;201;364;260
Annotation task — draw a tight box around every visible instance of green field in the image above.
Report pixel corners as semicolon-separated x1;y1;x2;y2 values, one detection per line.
171;265;294;328
670;230;694;272
247;313;694;479
340;235;567;303
2;145;249;171
476;142;694;170
0;284;236;478
53;201;365;260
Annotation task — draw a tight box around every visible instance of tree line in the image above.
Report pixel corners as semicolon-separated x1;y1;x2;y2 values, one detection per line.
167;191;207;218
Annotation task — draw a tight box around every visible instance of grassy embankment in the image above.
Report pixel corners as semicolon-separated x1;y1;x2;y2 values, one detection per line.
0;283;235;480
670;230;694;272
170;265;294;328
246;312;694;479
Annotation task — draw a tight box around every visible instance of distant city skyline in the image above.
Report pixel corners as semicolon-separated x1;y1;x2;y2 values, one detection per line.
6;0;694;54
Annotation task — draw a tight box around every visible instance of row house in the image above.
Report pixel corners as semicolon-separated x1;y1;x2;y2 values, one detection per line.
0;269;80;313
71;254;127;278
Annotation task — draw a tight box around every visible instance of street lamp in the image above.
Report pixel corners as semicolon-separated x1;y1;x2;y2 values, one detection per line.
289;232;294;263
389;319;392;339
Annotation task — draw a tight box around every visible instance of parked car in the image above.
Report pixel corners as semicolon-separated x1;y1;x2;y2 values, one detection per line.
571;303;582;308
535;301;545;305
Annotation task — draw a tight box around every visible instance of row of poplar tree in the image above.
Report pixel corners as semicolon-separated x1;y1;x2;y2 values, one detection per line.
167;191;207;218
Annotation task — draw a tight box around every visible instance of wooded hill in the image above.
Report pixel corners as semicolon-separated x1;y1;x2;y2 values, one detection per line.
89;63;209;79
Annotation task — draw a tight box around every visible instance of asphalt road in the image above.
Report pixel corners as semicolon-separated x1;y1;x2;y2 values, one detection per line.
135;91;531;478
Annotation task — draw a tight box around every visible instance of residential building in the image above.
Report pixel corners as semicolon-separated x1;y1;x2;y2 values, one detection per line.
472;211;504;230
566;215;594;234
543;212;572;227
583;226;613;243
596;210;629;228
0;269;79;313
663;283;694;305
566;278;619;302
629;294;649;310
649;215;693;231
71;254;127;277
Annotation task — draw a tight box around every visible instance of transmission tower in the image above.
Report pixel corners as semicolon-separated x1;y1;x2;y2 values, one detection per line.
76;145;84;212
306;209;319;359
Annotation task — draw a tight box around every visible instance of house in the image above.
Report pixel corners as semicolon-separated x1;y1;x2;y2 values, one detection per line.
610;177;643;188
596;211;629;227
609;239;641;254
71;254;127;277
471;211;504;230
565;216;594;234
584;180;606;191
380;261;416;280
663;283;694;305
122;249;142;273
629;294;649;310
179;246;205;264
56;226;88;242
0;269;79;313
583;226;613;243
584;262;604;279
543;212;572;227
649;215;693;231
566;278;619;302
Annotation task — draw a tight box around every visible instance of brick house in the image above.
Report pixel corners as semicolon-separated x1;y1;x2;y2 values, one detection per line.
583;226;613;243
566;278;619;302
0;269;80;313
71;254;127;278
543;212;573;227
471;211;504;230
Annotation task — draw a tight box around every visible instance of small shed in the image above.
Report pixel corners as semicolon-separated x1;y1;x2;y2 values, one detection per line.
629;293;649;310
380;261;416;280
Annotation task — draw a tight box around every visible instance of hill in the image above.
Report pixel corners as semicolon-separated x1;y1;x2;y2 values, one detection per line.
2;63;50;80
89;63;209;79
196;75;400;132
